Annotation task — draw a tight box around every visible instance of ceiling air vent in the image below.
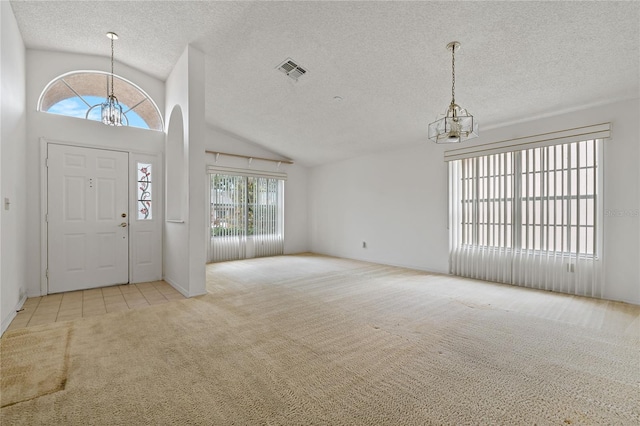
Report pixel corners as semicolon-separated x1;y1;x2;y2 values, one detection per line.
277;58;307;81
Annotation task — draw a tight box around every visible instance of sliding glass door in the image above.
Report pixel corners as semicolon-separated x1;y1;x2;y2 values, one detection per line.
208;173;284;262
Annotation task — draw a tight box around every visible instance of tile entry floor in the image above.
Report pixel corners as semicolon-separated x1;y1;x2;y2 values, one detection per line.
6;281;185;332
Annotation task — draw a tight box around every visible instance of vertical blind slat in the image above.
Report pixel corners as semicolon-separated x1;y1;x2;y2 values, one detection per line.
575;142;582;294
592;140;598;296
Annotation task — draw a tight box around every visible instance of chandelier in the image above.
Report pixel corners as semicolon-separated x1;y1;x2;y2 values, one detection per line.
87;32;128;126
428;41;478;144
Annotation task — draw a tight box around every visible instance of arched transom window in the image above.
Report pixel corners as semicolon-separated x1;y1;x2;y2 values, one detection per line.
38;71;163;131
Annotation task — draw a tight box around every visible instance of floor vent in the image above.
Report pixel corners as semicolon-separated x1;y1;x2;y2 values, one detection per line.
277;58;307;81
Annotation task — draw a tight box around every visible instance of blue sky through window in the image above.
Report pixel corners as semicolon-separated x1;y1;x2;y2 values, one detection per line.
48;95;150;129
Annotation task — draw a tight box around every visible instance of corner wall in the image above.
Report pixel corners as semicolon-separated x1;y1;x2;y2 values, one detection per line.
309;98;640;304
1;2;28;333
309;142;449;273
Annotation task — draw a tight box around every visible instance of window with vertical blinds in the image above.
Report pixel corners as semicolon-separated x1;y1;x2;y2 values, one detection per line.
449;138;603;297
208;173;284;263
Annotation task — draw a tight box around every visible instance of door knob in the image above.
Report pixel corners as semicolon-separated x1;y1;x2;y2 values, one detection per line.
119;222;128;227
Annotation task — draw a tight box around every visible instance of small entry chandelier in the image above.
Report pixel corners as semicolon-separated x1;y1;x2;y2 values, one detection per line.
87;32;128;126
428;41;478;144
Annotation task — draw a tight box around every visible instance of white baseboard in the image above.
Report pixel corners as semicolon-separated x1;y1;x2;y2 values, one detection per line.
1;293;27;336
27;290;44;298
319;252;449;276
163;276;190;298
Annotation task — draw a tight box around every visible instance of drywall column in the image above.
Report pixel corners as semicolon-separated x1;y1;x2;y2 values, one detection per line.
186;47;206;296
1;2;28;333
164;45;206;297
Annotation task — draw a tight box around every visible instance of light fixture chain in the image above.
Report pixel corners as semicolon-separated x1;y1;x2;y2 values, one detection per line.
451;44;455;105
110;36;115;99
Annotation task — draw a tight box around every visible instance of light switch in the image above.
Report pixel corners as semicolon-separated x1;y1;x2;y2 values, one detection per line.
4;198;10;211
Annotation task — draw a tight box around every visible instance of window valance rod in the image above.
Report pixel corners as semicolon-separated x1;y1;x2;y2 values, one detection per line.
205;150;294;165
444;122;611;162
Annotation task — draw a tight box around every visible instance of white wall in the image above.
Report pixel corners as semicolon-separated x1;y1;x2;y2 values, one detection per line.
25;49;165;297
309;98;640;304
204;126;308;255
309;143;449;273
1;1;28;333
164;46;206;297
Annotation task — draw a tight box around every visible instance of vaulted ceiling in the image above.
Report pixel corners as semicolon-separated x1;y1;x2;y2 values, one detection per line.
10;1;640;166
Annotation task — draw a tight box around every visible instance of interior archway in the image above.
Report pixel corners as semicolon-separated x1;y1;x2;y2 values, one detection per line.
166;105;186;220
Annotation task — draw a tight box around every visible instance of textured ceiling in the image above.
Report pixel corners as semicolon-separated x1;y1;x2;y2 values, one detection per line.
10;1;640;166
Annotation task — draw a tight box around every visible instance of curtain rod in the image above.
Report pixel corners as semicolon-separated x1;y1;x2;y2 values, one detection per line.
205;150;294;165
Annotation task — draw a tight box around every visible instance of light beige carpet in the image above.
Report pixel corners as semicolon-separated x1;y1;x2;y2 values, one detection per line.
1;254;639;425
0;323;71;407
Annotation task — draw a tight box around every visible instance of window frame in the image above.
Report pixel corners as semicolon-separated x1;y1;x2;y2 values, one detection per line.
455;139;602;259
210;174;284;239
38;70;164;131
136;162;153;220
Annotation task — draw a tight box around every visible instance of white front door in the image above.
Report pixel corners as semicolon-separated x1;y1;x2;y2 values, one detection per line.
47;144;129;293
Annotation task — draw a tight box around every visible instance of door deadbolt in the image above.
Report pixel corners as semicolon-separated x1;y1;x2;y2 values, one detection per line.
121;213;127;218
